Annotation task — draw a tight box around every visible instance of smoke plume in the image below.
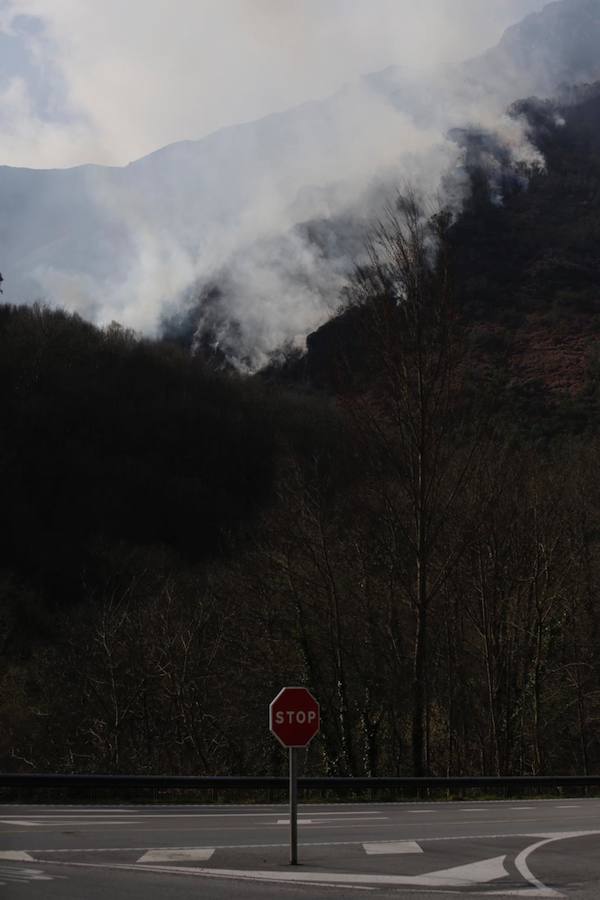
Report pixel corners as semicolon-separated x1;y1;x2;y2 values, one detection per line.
0;0;598;367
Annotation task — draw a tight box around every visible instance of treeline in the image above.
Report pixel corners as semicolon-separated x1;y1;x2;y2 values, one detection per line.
0;303;343;621
3;195;600;779
3;87;600;778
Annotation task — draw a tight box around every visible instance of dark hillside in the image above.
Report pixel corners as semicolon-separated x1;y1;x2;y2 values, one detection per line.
5;84;600;780
288;85;600;433
0;305;342;641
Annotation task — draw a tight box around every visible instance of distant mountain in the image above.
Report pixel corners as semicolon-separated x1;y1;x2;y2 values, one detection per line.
467;0;600;97
1;0;599;366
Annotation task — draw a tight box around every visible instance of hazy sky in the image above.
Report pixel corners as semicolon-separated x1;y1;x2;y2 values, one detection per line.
0;0;548;169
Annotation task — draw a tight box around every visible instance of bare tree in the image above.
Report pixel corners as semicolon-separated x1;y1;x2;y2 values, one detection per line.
343;193;497;775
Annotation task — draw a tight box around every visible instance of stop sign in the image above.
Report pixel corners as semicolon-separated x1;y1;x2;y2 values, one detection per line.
269;687;320;748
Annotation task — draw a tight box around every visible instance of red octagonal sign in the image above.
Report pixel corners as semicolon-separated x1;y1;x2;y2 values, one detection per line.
269;686;320;748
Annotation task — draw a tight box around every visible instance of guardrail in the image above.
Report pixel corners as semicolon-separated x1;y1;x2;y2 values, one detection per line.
1;774;600;791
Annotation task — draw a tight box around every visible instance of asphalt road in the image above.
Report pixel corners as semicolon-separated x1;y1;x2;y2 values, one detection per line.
1;799;600;898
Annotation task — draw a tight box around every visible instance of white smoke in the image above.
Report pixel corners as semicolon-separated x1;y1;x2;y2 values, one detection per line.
0;0;597;367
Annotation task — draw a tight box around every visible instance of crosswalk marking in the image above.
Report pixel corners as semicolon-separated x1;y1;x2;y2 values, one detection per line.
363;841;422;855
138;848;215;863
277;819;314;825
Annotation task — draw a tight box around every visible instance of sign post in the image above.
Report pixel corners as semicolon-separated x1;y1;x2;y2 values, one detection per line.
269;687;320;866
289;746;298;865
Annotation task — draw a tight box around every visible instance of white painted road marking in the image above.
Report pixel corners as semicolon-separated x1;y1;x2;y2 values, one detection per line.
2;810;382;819
0;820;42;827
0;809;385;830
23;859;377;891
277;819;313;825
1;819;148;827
1;816;146;821
24;828;600;855
26;830;600;896
138;848;215;863
151;855;509;888
363;841;422;855
0;865;55;884
0;852;35;861
276;817;387;825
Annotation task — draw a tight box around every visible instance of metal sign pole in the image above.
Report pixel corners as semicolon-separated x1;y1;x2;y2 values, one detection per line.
270;687;319;866
289;747;298;865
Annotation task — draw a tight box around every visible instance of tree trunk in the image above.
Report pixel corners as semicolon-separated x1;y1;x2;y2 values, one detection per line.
412;603;428;776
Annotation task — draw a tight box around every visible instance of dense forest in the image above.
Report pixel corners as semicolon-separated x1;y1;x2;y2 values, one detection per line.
2;86;600;778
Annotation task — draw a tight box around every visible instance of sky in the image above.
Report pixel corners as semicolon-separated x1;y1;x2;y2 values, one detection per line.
0;0;548;170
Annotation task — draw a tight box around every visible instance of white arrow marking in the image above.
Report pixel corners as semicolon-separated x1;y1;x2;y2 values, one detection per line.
138;848;214;863
363;841;423;855
0;852;35;861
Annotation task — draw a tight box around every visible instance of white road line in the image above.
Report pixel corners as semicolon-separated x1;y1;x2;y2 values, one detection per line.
363;841;422;855
275;817;387;826
0;820;42;827
15;815;149;820
1;819;148;827
0;874;49;883
0;866;54;883
556;805;580;809
17;816;583;844
5;799;600;813
407;810;436;814
512;835;571;897
138;848;215;863
10;811;381;820
0;852;35;861
511;807;535;810
29;828;600;856
49;820;148;825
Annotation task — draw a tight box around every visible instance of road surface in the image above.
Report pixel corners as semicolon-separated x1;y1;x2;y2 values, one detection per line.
1;798;600;898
